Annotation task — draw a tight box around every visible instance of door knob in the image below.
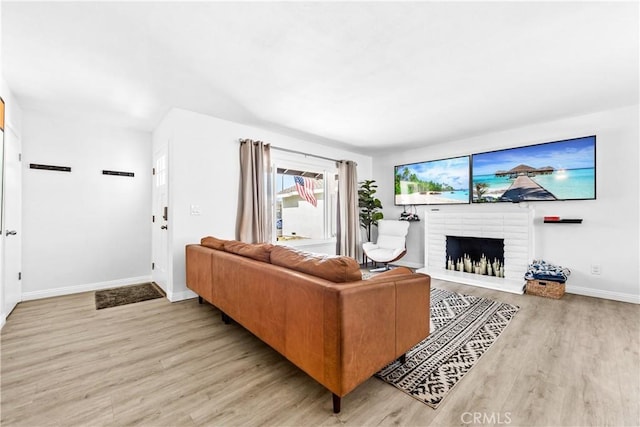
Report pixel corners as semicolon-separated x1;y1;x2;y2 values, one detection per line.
160;225;168;230
5;230;17;236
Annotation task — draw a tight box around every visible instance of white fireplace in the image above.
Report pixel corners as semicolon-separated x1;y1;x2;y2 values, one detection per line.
417;207;535;294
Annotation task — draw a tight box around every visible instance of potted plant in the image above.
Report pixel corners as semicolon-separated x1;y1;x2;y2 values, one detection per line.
358;180;384;243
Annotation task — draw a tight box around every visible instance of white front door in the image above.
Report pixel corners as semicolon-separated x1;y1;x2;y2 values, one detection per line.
2;124;22;317
151;146;169;292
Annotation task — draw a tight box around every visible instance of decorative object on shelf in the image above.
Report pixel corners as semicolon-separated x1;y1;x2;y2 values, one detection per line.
399;205;420;221
358;179;383;243
543;217;583;223
399;212;420;221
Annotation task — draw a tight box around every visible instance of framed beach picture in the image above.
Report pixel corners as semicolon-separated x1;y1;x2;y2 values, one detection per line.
471;135;596;203
394;155;470;205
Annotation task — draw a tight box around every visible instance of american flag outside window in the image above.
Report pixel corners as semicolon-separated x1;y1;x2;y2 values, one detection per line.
294;176;317;207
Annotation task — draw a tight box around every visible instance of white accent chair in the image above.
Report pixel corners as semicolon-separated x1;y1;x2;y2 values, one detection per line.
362;220;410;272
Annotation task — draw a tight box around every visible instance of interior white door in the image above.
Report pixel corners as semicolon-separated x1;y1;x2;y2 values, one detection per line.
151;146;169;292
2;124;22;317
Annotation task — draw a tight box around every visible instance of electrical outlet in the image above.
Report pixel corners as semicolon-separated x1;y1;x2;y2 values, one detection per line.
190;204;201;216
590;264;601;275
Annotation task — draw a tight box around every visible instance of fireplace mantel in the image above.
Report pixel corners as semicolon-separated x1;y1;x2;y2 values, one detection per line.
416;207;535;294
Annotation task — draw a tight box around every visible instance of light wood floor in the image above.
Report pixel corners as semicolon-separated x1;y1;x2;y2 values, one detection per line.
1;280;638;426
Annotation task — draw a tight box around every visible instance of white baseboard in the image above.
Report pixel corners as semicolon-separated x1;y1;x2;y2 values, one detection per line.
565;285;640;304
168;289;198;302
21;275;154;301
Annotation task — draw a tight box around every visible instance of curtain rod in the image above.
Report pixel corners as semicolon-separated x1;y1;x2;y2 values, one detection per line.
239;139;353;164
271;146;340;163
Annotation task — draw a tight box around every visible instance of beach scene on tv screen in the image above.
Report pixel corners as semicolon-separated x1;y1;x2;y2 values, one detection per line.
472;136;596;202
395;156;470;205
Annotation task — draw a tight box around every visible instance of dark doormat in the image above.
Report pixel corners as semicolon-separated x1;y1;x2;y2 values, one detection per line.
95;282;165;310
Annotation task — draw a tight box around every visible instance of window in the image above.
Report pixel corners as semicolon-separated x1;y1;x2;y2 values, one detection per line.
273;155;337;245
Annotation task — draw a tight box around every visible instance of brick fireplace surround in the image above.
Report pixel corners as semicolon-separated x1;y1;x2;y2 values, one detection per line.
417;207;535;294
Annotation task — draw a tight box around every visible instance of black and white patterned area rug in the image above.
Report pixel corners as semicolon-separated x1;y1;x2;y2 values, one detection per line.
376;288;519;409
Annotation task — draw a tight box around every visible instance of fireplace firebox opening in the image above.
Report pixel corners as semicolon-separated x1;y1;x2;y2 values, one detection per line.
446;236;505;277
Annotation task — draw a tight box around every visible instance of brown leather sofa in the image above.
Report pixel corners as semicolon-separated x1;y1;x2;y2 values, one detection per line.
186;236;431;413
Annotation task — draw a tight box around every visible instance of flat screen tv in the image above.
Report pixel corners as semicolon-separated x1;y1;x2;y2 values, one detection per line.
471;135;596;203
394;155;470;205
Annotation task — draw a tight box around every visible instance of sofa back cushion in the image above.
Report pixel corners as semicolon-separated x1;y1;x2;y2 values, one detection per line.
223;240;273;263
270;246;362;283
201;236;227;250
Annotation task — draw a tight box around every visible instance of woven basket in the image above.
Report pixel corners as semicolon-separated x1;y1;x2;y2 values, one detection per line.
526;279;565;299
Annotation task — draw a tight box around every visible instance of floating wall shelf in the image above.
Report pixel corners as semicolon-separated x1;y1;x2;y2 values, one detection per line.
543;219;583;224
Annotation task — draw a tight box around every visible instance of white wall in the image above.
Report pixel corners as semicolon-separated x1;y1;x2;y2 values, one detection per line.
21;112;152;299
153;108;373;301
373;105;639;303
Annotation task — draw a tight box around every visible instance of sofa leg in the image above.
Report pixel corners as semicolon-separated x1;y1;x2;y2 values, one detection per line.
221;312;231;324
198;296;203;305
399;354;407;364
332;394;341;414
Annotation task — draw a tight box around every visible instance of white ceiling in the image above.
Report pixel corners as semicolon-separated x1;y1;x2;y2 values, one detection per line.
2;1;638;153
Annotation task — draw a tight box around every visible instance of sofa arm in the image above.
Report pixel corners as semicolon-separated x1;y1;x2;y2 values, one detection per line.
367;270;430;353
185;244;214;302
329;280;396;396
323;272;430;396
395;273;430;354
